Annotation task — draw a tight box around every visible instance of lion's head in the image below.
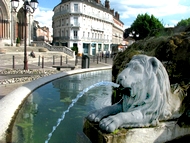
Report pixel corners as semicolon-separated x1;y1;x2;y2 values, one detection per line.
116;55;174;124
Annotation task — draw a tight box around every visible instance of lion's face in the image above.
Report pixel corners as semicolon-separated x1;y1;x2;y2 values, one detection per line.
117;60;145;88
116;55;159;98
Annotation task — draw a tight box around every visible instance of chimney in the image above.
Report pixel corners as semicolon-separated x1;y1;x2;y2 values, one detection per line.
105;0;110;9
110;9;114;15
95;0;100;3
115;11;118;19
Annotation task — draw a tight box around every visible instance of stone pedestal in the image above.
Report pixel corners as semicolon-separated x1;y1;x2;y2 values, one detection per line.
83;118;190;143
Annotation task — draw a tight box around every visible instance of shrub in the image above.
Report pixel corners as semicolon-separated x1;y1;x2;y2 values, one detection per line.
71;47;78;55
16;37;20;44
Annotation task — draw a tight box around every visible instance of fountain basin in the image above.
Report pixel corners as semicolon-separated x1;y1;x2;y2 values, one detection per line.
0;66;112;142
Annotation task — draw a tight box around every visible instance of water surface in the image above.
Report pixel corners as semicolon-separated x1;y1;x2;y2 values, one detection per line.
10;70;113;143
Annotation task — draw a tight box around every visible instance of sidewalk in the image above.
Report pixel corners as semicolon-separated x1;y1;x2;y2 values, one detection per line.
0;49;113;99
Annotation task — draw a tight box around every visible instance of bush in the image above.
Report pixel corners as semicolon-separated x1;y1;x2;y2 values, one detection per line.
16;37;20;44
71;47;78;55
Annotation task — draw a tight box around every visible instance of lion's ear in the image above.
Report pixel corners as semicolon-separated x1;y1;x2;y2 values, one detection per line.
149;57;159;73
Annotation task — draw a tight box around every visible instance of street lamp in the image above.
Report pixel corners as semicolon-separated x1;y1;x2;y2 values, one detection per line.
11;0;39;70
129;31;139;40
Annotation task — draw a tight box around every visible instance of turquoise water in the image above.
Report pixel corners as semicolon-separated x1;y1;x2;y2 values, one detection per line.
10;70;115;143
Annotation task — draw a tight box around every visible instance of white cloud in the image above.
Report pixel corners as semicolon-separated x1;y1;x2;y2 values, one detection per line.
112;0;189;18
109;0;190;27
33;7;53;34
33;0;190;32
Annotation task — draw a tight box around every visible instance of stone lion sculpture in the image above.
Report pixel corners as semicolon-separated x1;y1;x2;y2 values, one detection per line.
87;54;187;132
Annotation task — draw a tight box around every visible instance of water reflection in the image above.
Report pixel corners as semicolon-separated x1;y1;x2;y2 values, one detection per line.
10;70;112;143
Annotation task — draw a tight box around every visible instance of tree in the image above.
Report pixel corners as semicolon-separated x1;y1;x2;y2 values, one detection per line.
71;46;78;55
130;13;164;40
176;18;190;27
123;28;131;39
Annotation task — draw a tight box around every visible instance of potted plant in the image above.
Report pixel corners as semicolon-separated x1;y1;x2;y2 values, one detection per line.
16;37;20;47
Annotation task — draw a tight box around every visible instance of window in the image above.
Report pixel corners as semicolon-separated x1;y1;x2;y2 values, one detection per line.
66;18;69;25
83;31;85;37
74;30;78;38
83;18;85;26
74;4;78;12
59;30;61;37
74;17;78;25
66;30;68;37
62;19;64;26
88;32;90;38
83;5;86;12
104;44;109;51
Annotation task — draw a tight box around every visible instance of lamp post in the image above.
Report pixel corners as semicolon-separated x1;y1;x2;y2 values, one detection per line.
129;31;139;40
11;0;38;70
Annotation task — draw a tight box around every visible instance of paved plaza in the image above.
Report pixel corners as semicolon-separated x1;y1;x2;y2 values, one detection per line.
0;46;113;99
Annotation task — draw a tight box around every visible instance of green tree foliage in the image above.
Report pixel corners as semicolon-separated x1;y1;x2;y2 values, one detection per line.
130;13;164;40
16;37;20;44
176;18;190;27
71;46;78;55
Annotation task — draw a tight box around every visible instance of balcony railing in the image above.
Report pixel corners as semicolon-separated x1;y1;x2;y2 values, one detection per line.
53;9;113;23
70;23;80;27
70;36;80;40
54;36;70;41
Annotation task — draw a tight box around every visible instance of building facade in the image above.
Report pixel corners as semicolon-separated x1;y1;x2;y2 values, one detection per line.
0;0;51;46
33;20;52;43
52;0;124;55
0;0;33;45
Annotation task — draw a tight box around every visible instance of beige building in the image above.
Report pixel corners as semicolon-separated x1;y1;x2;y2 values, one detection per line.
33;20;52;42
52;0;124;55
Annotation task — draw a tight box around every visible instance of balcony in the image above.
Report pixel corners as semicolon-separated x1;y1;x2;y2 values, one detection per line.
54;36;70;41
70;36;80;40
53;9;82;19
70;23;80;27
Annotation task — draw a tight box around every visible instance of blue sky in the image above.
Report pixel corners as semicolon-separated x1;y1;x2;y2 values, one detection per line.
34;0;190;33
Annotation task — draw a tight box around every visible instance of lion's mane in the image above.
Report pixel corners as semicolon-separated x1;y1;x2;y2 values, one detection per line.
121;55;174;126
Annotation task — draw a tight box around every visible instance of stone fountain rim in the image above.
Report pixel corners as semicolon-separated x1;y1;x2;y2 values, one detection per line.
0;66;112;141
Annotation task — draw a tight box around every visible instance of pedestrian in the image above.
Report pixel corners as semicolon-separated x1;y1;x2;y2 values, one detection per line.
30;50;35;58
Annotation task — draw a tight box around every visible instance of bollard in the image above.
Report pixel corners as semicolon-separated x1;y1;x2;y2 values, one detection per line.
53;55;55;65
66;55;68;64
12;55;15;69
93;56;95;62
38;55;40;66
100;55;101;62
42;56;44;69
75;56;78;66
105;56;107;63
97;56;99;64
60;55;62;66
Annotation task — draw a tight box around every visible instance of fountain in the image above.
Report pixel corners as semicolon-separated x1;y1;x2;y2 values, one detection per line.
1;54;190;143
0;66;117;142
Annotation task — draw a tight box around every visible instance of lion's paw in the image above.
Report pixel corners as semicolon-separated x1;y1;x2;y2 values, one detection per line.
87;109;106;122
99;115;121;132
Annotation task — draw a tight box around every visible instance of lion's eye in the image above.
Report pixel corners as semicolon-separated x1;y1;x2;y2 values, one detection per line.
133;65;142;72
